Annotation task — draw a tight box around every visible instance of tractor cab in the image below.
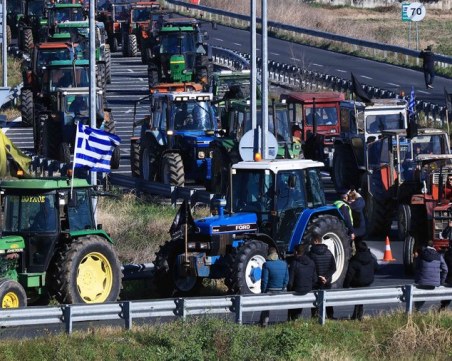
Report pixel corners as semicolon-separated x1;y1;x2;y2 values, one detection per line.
47;3;86;25
42;60;90;93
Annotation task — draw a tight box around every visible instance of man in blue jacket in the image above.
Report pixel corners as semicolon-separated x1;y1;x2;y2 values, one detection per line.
260;247;288;326
414;240;448;311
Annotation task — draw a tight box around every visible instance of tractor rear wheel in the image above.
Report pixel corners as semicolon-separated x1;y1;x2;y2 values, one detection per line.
139;138;158;181
20;89;33;127
332;144;360;192
0;279;27;308
105;45;112;84
211;147;230;194
226;240;268;294
103;116;120;169
153;239;202;297
59;142;71;164
397;204;411;241
42;120;59;160
128;34;138;57
161;153;185;186
110;37;118;53
302;215;350;287
22;28;33;54
147;63;159;89
47;236;122;304
364;189;393;237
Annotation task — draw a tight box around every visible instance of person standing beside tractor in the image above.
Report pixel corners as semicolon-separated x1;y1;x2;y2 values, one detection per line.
347;189;366;248
334;192;355;243
419;45;435;89
260;247;289;327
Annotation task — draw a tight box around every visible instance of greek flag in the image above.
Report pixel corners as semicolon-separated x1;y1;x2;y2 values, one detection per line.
73;123;121;172
408;86;416;117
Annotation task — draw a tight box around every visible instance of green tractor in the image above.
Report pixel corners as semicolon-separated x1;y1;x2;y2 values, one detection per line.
211;99;303;194
0;178;122;308
16;0;48;54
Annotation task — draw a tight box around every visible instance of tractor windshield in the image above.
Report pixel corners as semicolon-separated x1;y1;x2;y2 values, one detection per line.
132;8;152;22
231;169;274;215
3;194;58;233
48;67;89;91
173;101;216;131
65;94;89;115
269;108;291;143
366;113;405;133
52;8;85;23
113;5;128;21
37;48;73;68
67;189;94;231
305;106;338;126
28;1;46;16
160;32;195;54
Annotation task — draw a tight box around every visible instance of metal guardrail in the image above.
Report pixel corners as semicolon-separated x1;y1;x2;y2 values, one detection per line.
108;173;213;206
0;285;451;333
211;46;250;70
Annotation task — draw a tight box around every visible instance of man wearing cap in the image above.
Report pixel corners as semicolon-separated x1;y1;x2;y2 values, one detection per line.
259;247;289;327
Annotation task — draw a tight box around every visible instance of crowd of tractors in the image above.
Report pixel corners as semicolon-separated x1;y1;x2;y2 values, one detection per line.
0;0;451;309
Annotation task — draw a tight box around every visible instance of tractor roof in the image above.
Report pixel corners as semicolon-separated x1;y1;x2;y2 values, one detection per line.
229;99;286;110
160;26;195;32
36;42;73;49
341;99;407;109
56;21;89;28
232;159;324;172
381;128;448;137
0;178;91;190
213;70;251;79
52;3;84;9
163;17;198;26
283;91;345;104
49;33;72;41
150;82;203;93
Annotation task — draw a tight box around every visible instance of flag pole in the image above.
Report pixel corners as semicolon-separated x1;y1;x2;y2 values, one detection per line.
70;122;80;195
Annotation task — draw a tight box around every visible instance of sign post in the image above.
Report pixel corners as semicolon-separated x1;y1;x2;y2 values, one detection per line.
402;2;426;50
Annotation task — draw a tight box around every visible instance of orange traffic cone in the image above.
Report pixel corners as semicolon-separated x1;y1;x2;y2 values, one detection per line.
382;236;396;261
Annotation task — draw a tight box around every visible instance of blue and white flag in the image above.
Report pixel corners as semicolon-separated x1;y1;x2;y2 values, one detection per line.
73;123;121;172
408;86;416;117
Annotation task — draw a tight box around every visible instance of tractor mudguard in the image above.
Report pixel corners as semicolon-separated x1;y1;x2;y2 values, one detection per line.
68;229;114;244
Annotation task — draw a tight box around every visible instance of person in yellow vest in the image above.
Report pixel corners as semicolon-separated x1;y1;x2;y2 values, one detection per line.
334;192;355;242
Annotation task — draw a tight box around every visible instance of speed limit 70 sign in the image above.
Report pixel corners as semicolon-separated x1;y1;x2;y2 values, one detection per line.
402;2;426;22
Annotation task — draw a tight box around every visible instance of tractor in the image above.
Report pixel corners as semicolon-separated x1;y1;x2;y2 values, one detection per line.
122;1;161;57
210;98;303;194
146;17;213;89
96;2;130;52
153;158;350;296
130;83;218;187
0;177;122;308
16;0;48;54
364;128;452;271
44;2;87;39
332;98;408;235
281;91;344;170
20;41;78;126
34;86;120;168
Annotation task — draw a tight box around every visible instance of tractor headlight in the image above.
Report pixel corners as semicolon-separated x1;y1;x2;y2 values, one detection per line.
199;242;209;250
188;242;196;249
198;151;205;159
209;151;214;158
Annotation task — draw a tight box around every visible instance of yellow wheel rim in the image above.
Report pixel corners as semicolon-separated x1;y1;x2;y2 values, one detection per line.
76;252;113;303
1;291;20;308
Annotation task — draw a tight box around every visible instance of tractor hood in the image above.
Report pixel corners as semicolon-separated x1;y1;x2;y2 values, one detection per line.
195;213;258;236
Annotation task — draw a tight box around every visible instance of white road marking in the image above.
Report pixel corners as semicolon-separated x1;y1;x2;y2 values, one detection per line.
214;38;223;42
336;69;347;73
127;69;134;73
361;75;372;80
270;52;279;56
233;42;241;46
312;63;323;67
386;82;399;87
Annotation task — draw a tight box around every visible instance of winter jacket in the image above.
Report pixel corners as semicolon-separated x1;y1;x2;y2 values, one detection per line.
420;49;435;71
444;248;452;285
288;254;317;294
308;244;336;288
414;247;448;287
343;248;378;288
349;197;366;238
261;259;289;293
334;200;354;236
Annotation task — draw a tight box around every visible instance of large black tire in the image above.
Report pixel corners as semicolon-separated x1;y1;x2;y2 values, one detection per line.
153;239;202;297
147;63;159;89
161;152;185;186
397;204;411;242
128;34;138;57
20;89;34;127
130;140;140;178
211;146;230;195
0;279;27;308
403;235;415;275
41;120;60;160
97;64;107;91
105;45;112;84
47;236;122;304
110;37;118;53
103;114;120;169
59;142;71;164
331;144;360;192
139;138;158;181
365;190;393;237
21;28;33;54
302;215;350;287
226;240;268;294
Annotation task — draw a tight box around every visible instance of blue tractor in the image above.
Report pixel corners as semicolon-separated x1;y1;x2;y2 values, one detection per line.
153;158;350;296
130;83;219;188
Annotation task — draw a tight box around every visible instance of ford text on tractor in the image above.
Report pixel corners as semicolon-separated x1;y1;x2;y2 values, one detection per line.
130;83;218;187
153;159;349;296
0;178;122;308
365;129;452;271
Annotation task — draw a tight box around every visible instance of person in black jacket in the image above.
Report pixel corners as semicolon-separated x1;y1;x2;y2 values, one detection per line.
419;45;435;89
288;243;317;320
343;241;379;320
308;233;337;319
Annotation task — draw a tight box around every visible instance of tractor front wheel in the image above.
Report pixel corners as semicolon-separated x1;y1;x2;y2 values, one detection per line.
105;45;112;84
130;140;140;178
227;240;268;294
20;89;34;127
139;139;158;181
110;37;118;53
397;204;411;241
59;142;71;164
128;34;138;57
0;279;27;308
332;144;360;192
161;153;185;187
153;239;202;297
22;28;33;54
48;236;122;304
302;215;350;287
403;235;416;275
